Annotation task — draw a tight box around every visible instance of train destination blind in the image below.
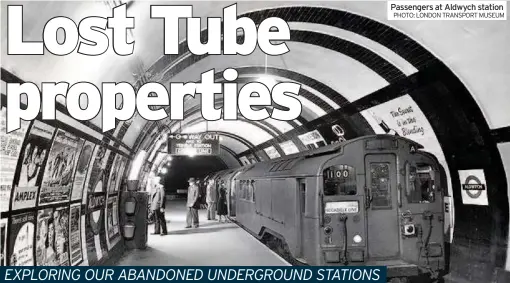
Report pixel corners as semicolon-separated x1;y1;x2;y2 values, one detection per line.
167;133;220;156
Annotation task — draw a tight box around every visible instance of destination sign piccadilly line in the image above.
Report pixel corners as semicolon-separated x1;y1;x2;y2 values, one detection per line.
168;133;220;156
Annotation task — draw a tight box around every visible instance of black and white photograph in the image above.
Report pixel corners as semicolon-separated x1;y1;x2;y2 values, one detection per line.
39;130;83;205
1;1;510;282
35;206;69;266
11;121;55;210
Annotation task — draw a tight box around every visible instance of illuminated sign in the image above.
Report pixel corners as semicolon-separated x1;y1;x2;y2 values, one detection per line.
168;133;220;156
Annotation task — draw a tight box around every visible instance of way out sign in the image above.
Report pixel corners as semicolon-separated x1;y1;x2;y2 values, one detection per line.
458;169;489;206
168;133;220;156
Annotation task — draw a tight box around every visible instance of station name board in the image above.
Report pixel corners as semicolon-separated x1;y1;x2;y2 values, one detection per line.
168;133;220;156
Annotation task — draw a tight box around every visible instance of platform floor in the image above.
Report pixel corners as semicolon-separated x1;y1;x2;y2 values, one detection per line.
115;199;290;266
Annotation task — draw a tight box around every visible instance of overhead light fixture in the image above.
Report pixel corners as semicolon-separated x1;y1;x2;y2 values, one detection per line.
160;167;168;174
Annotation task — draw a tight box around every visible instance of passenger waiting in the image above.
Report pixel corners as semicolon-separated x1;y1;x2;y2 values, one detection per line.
150;174;167;236
217;180;228;223
206;179;217;220
186;178;200;228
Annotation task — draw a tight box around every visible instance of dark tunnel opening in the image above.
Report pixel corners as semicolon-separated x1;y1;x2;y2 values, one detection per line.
159;155;227;194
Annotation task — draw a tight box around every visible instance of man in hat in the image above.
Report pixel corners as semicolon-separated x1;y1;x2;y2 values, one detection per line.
205;178;217;220
186;177;200;228
150;174;167;235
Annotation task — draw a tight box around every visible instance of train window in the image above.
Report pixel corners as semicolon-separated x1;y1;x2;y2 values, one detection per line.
406;164;435;203
370;163;392;208
323;165;357;196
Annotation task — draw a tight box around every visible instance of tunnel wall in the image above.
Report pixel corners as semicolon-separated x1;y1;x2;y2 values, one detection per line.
1;75;132;266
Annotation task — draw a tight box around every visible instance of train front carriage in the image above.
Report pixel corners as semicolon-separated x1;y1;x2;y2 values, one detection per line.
320;136;446;280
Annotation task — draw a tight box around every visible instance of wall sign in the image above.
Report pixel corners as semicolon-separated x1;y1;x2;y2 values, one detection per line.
279;140;299;155
298;130;327;149
264;146;281;159
458;169;489;206
0;107;30;213
168;133;220;156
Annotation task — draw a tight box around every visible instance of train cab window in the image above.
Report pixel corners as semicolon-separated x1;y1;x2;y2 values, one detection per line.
323;165;357;196
406;164;435;203
370;163;391;208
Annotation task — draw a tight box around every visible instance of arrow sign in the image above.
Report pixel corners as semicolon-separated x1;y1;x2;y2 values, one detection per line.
167;132;220;156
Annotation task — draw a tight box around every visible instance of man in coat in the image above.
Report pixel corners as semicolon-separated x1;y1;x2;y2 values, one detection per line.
205;179;217;220
150;175;167;235
186;177;200;228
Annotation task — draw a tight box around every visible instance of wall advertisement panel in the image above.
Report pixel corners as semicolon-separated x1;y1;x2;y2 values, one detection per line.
12;121;55;210
107;154;121;195
71;141;95;201
0;107;30;213
83;145;110;265
39;130;83;205
105;196;120;250
35;206;69;266
69;203;82;266
8;212;35;266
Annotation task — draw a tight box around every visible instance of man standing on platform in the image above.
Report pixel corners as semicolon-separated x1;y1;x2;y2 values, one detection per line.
206;178;217;220
150;175;167;236
186;177;200;228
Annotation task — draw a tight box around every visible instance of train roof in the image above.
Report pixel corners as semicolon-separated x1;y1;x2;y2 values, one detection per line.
237;135;424;179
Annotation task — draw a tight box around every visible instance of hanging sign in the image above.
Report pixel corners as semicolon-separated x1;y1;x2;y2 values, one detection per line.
168;133;220;156
458;169;488;206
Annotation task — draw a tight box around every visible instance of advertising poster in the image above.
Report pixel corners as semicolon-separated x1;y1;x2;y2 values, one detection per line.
0;107;30;213
114;157;127;192
69;203;82;266
8;212;35;266
105;196;120;250
107;154;120;195
311;120;359;145
0;218;7;266
12;121;55;210
71;141;95;201
264;146;281;160
298;130;327;150
39;130;84;205
279;140;300;155
83;145;110;265
35;206;69;266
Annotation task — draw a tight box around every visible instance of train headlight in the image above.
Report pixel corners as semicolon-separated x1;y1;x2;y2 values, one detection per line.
353;235;362;243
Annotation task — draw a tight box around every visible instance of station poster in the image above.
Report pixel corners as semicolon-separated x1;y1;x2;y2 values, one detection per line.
71;141;95;201
69;203;82;266
11;121;55;210
35;205;70;266
114;157;127;192
0;107;30;213
0;218;7;266
8;211;35;266
83;145;110;265
263;146;281;160
39;130;84;205
107;154;121;195
298;130;327;150
105;196;120;250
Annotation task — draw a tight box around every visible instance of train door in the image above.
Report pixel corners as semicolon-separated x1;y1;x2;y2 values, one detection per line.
365;154;400;259
229;171;242;217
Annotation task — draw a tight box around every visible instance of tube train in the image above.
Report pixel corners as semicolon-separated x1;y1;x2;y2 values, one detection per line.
210;135;448;282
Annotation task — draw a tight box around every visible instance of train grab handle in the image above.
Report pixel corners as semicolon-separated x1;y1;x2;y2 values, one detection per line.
398;183;403;208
